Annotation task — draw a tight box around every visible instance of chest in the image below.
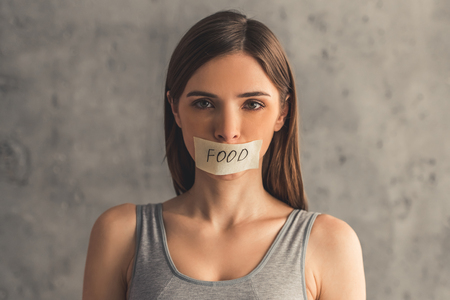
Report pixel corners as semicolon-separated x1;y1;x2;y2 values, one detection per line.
164;217;284;282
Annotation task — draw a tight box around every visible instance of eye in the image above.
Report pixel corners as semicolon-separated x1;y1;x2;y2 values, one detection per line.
243;100;264;110
193;99;214;109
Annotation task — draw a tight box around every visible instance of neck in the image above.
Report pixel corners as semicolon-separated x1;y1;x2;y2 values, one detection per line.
176;167;277;229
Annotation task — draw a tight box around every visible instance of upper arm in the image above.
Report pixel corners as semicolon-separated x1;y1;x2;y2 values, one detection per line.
306;214;366;300
82;203;137;300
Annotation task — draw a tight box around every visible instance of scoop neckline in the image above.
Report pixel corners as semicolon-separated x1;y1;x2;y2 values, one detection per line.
156;203;298;286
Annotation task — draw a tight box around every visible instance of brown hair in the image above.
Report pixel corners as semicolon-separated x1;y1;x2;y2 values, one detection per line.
164;10;307;210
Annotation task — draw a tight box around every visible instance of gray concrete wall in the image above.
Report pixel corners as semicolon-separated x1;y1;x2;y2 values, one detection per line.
0;0;449;299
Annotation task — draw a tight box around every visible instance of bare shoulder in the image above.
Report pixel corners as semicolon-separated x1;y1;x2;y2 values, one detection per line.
88;203;137;253
309;214;361;250
92;203;137;234
88;203;137;268
306;214;366;300
83;203;137;300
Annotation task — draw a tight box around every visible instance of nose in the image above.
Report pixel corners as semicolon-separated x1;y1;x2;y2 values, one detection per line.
214;105;240;142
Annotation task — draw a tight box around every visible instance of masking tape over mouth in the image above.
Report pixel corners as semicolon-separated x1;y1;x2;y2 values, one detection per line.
194;137;263;176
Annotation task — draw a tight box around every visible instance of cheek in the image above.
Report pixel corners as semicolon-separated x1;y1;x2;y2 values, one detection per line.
259;133;275;159
178;115;209;160
180;127;195;160
243;118;277;158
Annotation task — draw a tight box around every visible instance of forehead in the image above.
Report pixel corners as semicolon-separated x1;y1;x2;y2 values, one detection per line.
182;52;279;97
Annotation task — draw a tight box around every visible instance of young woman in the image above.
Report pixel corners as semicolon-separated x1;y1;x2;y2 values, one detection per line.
83;10;365;300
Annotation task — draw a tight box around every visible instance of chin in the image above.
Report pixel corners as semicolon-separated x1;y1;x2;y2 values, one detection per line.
198;168;256;181
212;172;245;181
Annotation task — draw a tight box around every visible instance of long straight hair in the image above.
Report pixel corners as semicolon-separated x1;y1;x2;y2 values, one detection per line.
164;10;307;210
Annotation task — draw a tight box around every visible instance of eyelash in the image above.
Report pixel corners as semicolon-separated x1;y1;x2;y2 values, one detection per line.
191;99;265;111
243;100;265;110
192;99;213;109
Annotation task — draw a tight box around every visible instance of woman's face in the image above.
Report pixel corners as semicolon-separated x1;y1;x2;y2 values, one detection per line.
170;52;288;176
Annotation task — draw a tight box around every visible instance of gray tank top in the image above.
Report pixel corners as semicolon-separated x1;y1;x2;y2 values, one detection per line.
128;203;319;300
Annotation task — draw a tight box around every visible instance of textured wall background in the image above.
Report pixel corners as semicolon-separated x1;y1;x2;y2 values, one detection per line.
0;0;449;299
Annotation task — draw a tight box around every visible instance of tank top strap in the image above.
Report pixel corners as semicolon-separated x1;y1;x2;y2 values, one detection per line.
128;203;174;300
249;209;319;299
275;209;320;258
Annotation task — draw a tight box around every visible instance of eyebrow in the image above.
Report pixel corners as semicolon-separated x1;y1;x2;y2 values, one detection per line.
186;91;271;98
